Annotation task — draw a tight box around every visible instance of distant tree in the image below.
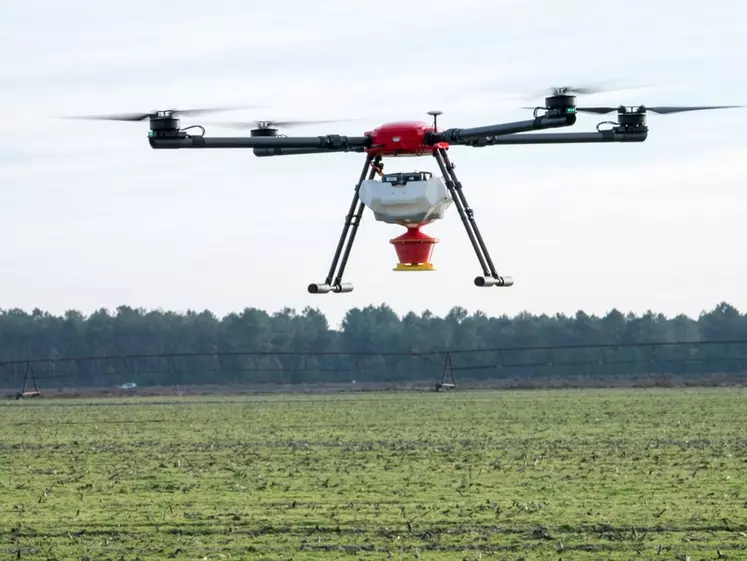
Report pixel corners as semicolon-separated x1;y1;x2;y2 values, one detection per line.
1;302;746;387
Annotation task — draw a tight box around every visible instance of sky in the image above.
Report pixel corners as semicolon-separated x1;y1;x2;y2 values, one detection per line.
1;0;746;328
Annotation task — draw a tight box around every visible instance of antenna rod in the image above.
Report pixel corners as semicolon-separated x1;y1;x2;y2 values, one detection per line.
427;110;443;131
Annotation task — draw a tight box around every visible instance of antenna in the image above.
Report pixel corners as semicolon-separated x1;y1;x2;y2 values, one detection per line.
427;110;443;131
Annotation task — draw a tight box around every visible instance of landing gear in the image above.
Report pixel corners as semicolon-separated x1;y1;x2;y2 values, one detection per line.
308;154;383;294
432;148;513;288
309;147;511;293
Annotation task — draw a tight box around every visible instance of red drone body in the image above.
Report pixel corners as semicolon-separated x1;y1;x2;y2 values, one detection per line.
364;121;449;157
358;121;451;274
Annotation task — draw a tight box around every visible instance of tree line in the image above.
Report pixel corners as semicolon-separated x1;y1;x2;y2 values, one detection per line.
1;302;747;388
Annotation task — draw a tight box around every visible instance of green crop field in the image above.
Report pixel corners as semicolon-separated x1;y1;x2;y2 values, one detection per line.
1;388;746;560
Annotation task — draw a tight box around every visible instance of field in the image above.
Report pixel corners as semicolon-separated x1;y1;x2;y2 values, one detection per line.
1;388;746;560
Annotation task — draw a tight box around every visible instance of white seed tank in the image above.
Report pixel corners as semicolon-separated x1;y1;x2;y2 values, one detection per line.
359;171;453;226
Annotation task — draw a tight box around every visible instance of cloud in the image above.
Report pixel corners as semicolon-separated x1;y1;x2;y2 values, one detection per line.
1;0;746;325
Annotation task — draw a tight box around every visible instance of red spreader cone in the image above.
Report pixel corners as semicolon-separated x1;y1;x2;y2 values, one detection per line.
390;227;438;271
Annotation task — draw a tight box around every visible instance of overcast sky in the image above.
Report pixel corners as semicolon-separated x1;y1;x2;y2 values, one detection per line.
1;0;746;327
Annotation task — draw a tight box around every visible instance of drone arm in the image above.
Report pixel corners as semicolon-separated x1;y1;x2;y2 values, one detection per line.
465;129;648;146
148;135;370;150
430;114;576;144
253;146;366;157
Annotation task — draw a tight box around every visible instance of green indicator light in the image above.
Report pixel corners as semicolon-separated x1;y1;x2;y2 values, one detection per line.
567;107;576;113
148;131;153;137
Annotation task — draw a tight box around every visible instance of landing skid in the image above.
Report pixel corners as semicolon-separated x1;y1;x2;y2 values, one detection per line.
432;148;513;288
308;154;381;294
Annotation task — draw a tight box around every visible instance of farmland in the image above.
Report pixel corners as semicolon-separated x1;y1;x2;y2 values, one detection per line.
1;388;746;560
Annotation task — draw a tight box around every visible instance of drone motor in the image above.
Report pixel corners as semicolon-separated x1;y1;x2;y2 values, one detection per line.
250;122;279;137
543;94;578;116
617;106;647;130
148;111;184;138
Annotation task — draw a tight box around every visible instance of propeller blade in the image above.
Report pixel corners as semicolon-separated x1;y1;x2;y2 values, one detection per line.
575;106;619;114
527;83;632;99
574;105;742;115
645;105;742;114
520;83;646;106
520;105;617;113
549;85;607;96
62;105;256;122
64;112;155;122
215;118;356;129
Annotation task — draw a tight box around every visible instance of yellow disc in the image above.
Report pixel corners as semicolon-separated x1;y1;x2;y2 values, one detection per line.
393;263;436;272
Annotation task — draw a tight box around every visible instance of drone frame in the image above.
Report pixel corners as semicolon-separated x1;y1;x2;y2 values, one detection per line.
102;93;738;294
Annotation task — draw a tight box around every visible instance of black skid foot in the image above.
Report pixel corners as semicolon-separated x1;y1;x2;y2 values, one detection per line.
474;275;514;287
308;283;354;294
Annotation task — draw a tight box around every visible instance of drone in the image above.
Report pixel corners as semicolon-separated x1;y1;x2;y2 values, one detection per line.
68;86;741;294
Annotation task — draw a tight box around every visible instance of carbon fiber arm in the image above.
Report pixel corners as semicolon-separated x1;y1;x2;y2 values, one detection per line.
252;146;367;157
461;129;648;146
429;114;576;145
148;135;371;150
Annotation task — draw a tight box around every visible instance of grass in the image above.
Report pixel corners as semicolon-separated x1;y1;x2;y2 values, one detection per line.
1;388;746;560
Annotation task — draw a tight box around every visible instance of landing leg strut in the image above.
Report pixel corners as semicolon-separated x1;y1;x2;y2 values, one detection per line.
308;154;383;294
433;148;513;287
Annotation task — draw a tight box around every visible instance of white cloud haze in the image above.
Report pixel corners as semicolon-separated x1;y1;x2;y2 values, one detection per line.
1;0;746;327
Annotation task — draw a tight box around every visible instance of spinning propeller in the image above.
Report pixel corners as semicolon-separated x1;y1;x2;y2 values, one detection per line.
63;106;256;122
519;83;743;122
517;84;618;103
575;105;743;115
62;110;357;138
544;85;609;96
210;118;358;137
215;118;356;130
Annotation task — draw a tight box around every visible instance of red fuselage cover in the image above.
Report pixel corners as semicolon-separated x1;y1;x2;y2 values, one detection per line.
364;121;449;157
